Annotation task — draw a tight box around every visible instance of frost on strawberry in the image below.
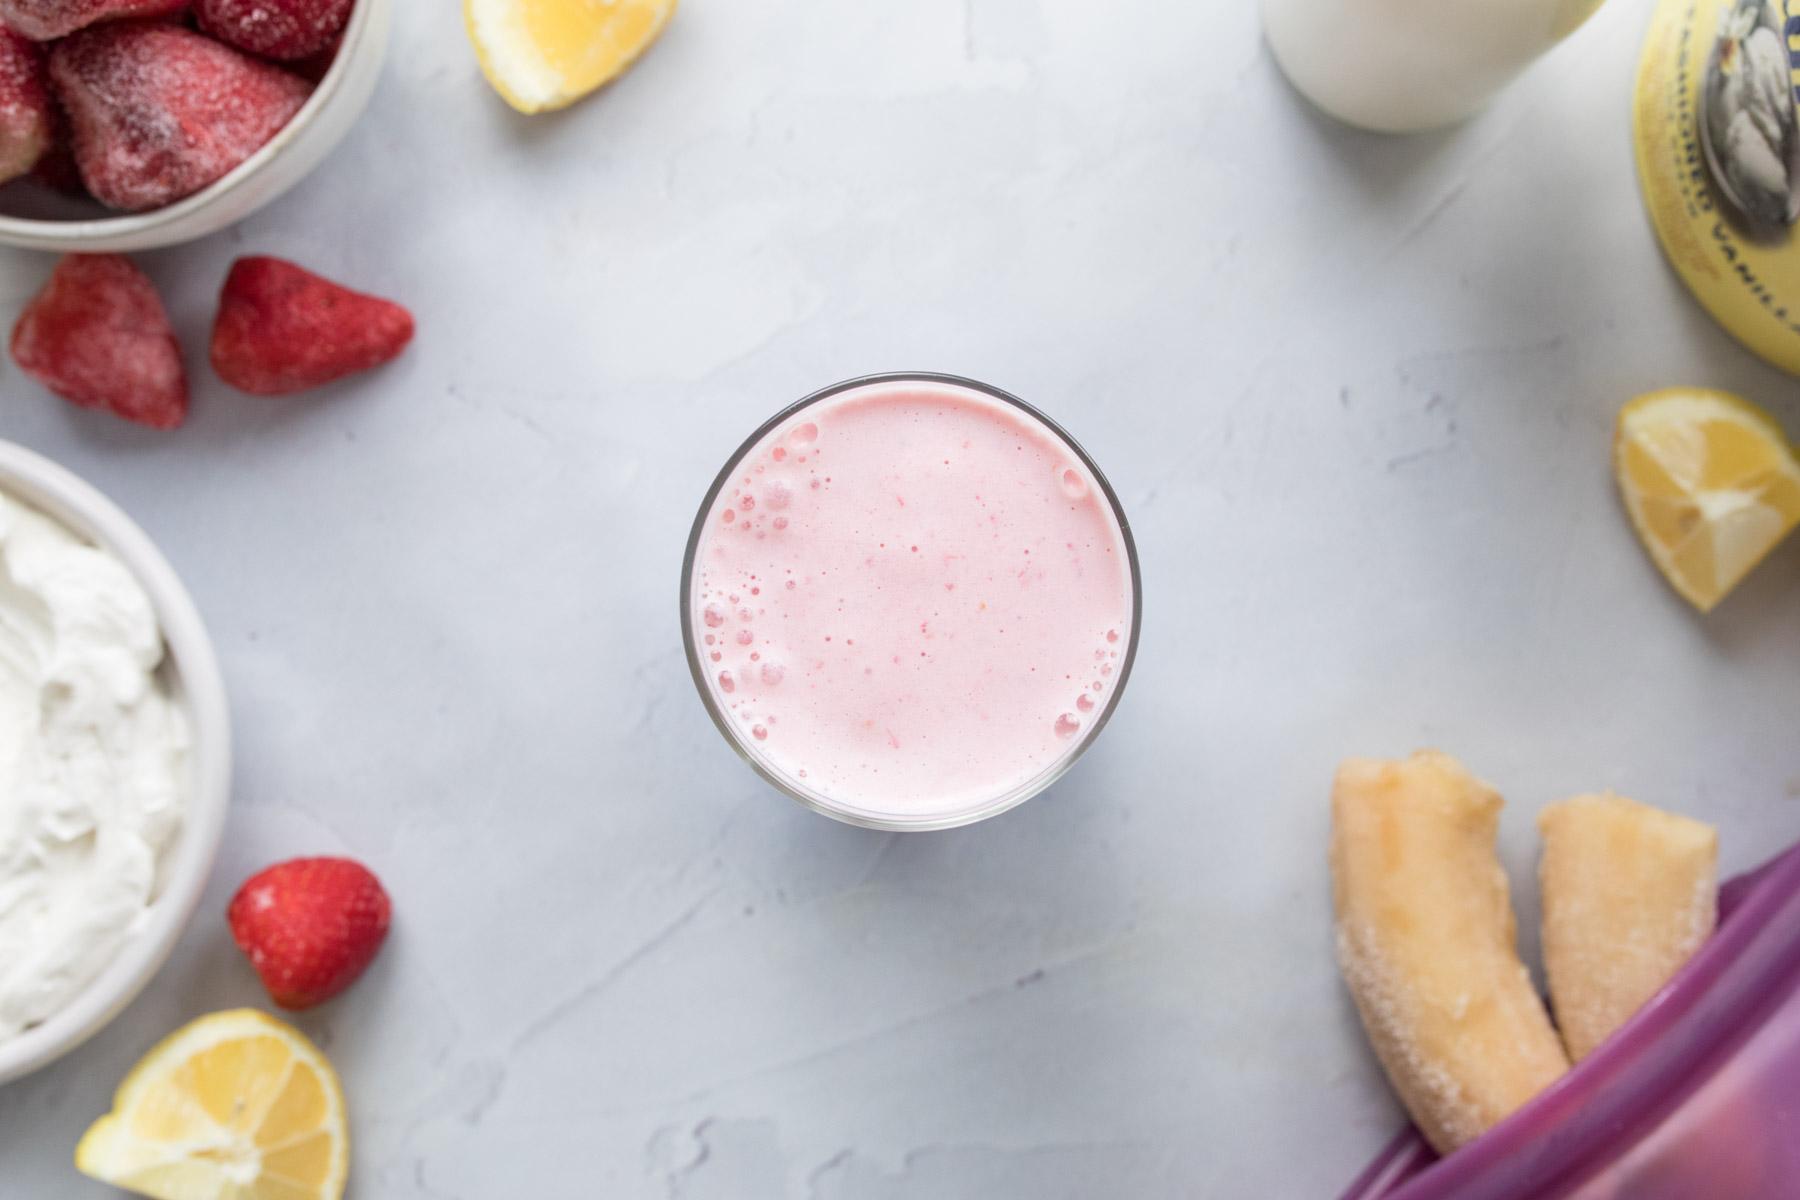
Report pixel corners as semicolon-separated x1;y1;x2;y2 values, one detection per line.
196;0;352;62
0;0;186;43
10;254;189;430
50;22;311;212
212;256;415;395
0;25;52;185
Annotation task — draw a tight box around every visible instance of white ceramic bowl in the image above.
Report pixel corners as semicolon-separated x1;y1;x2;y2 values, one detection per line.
0;0;391;252
0;441;231;1086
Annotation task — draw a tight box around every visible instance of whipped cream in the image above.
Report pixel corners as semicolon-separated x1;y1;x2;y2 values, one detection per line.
0;488;188;1043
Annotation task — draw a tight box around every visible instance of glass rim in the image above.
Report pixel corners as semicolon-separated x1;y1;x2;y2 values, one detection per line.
679;372;1144;832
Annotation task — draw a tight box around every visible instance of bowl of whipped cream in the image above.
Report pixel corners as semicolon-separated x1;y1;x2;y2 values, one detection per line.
0;441;230;1085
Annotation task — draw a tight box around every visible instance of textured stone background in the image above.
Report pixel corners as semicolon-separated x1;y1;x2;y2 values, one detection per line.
3;0;1797;1194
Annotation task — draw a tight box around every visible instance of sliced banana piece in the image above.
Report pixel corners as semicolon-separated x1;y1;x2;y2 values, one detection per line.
1331;751;1569;1153
1539;793;1718;1062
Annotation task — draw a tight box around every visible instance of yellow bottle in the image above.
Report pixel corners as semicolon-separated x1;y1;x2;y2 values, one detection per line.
1635;0;1800;375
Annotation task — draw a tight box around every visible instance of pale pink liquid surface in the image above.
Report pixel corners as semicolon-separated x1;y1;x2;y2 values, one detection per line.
691;380;1133;819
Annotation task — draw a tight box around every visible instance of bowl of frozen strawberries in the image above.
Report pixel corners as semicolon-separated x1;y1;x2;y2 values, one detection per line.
0;0;390;251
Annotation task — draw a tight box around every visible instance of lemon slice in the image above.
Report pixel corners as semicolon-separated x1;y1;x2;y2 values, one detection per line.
75;1010;348;1200
1615;387;1800;611
465;0;677;114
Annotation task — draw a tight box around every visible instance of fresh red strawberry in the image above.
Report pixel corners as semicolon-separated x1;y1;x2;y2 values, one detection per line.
0;0;186;42
0;25;51;184
10;254;188;429
211;256;414;395
50;22;311;212
228;857;392;1010
196;0;350;62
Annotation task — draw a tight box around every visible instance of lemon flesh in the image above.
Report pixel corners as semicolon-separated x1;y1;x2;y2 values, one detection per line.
465;0;677;114
1615;388;1800;612
75;1010;348;1200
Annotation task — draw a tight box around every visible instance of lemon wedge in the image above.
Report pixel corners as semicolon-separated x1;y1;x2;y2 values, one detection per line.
1615;387;1800;611
75;1010;348;1200
465;0;677;115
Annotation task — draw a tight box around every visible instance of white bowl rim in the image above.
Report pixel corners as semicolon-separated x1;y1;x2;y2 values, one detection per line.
0;0;381;245
0;440;232;1086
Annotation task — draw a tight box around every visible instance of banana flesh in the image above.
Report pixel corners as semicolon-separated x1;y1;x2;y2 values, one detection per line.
1538;793;1718;1062
1331;752;1570;1152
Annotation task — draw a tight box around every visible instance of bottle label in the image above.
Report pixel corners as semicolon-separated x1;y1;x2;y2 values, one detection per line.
1635;0;1800;374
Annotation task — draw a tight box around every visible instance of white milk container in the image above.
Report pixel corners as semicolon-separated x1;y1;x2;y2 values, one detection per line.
1264;0;1608;132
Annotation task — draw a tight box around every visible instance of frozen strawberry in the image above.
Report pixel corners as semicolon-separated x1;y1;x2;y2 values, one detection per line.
50;22;311;212
211;257;414;395
196;0;351;62
0;26;51;184
287;28;342;83
29;128;86;194
19;94;90;194
10;254;188;430
0;0;186;42
228;857;391;1010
